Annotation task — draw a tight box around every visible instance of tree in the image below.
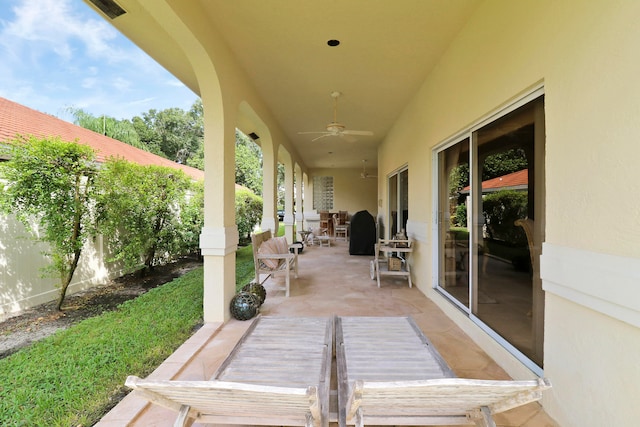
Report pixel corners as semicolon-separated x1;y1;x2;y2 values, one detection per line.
0;136;97;310
186;143;205;170
187;99;204;166
277;162;285;210
131;101;203;165
69;100;205;167
95;159;193;274
66;107;145;150
235;130;263;195
448;148;528;201
482;148;528;181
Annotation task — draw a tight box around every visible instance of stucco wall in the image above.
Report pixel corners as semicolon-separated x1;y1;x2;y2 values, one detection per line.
0;215;121;318
309;167;378;218
377;0;640;425
544;293;640;425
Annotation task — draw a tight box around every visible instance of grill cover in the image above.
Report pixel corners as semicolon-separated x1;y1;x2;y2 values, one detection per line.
349;210;376;255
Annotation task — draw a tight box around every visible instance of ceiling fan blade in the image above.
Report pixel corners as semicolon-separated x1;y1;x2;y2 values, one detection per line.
298;131;330;135
311;133;332;142
342;130;374;136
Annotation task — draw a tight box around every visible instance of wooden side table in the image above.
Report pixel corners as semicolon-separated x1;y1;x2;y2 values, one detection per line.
370;239;413;287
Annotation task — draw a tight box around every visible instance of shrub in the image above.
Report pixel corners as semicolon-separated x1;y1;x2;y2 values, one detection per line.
235;188;263;245
95;158;192;273
179;180;204;256
453;203;467;227
482;190;528;245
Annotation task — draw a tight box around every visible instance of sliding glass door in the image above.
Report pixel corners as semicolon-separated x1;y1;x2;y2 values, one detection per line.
435;94;545;370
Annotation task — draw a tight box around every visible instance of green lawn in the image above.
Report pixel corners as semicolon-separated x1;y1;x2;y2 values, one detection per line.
0;248;257;426
236;244;256;291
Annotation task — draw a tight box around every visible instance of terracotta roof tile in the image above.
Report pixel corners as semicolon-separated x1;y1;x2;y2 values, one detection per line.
480;169;528;190
0;96;204;181
462;169;528;192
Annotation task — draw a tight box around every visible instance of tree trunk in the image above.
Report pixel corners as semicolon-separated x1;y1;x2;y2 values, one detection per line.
142;214;165;274
56;248;82;311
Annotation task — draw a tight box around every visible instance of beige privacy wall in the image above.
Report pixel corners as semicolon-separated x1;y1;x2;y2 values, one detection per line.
0;215;121;318
374;0;640;426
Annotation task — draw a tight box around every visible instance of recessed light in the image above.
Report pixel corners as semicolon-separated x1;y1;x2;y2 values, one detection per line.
327;39;340;47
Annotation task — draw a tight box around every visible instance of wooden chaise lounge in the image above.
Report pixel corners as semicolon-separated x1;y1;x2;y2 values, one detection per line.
336;316;551;427
126;316;334;427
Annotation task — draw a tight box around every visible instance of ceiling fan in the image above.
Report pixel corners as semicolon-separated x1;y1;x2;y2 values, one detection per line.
360;159;377;179
298;91;374;142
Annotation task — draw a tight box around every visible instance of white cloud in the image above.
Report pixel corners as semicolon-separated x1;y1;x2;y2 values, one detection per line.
128;97;156;106
0;0;198;120
112;77;131;91
3;0;118;61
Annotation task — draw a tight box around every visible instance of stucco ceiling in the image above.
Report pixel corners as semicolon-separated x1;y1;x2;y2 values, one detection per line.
93;0;481;170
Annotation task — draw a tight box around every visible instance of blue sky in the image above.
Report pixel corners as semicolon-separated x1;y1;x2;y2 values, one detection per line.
0;0;198;121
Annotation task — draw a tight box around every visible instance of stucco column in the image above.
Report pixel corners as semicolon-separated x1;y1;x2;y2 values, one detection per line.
283;157;295;242
199;99;238;323
295;164;304;237
303;172;314;230
260;139;278;234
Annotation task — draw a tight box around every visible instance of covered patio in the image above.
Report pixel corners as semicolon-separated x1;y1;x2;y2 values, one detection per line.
83;0;640;425
97;239;555;426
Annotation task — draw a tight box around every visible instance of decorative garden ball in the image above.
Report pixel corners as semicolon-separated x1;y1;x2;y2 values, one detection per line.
241;283;266;305
230;291;259;320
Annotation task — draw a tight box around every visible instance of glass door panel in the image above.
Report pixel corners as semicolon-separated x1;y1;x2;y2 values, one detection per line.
399;169;408;234
473;102;540;366
388;174;398;239
388;167;409;239
437;139;470;306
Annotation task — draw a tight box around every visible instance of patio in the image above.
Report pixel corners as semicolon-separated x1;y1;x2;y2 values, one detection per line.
97;239;556;427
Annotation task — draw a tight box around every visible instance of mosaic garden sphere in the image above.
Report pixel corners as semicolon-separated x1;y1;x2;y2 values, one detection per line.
241;283;266;306
230;291;259;320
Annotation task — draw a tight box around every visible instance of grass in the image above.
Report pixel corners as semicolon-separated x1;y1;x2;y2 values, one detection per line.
0;249;258;426
236;244;256;291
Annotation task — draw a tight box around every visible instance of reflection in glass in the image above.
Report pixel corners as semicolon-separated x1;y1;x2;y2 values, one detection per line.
388;168;409;238
435;96;545;368
437;139;470;304
389;174;398;238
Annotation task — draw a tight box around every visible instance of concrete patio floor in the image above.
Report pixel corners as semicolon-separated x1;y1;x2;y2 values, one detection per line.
97;238;557;427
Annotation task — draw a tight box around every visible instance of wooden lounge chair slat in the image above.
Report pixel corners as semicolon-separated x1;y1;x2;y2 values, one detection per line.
336;316;551;426
126;316;333;427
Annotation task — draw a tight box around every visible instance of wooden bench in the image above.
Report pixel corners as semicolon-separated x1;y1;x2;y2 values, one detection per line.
252;230;299;297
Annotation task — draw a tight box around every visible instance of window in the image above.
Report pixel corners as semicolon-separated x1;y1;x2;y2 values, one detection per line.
434;92;545;372
313;176;333;211
388;167;408;239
